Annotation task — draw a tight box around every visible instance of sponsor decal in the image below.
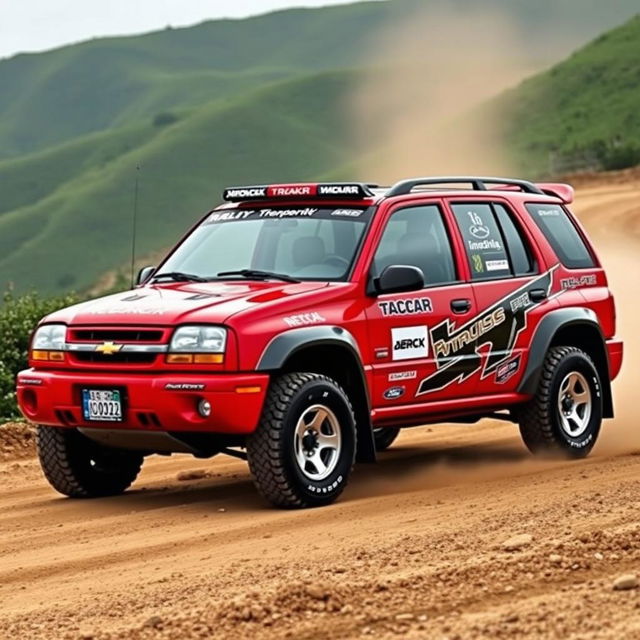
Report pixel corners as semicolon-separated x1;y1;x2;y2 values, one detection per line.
20;378;43;386
383;386;406;400
486;259;510;272
185;293;217;301
86;307;164;315
331;209;363;217
561;275;597;290
268;185;314;197
416;269;554;395
471;254;484;274
224;187;267;200
510;292;531;313
121;293;147;302
467;210;491;240
318;185;361;196
209;210;254;222
378;297;433;317
388;370;417;382
284;312;326;328
537;209;561;217
258;208;318;219
165;383;206;391
392;326;429;361
495;355;521;384
468;238;502;252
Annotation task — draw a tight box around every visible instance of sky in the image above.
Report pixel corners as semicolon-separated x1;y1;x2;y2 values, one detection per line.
0;0;367;59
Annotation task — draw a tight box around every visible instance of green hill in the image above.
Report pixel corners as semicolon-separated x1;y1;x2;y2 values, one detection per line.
1;0;638;159
500;14;640;175
1;1;639;296
0;71;357;294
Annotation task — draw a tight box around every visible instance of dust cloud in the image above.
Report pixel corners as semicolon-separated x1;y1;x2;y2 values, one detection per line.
350;5;534;183
592;240;639;455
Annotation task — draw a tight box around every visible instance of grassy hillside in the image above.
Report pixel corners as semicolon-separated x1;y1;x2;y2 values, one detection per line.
0;71;357;294
500;14;640;175
1;0;638;159
1;1;639;297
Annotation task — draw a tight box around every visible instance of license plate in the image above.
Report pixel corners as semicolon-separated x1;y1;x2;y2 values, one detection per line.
82;389;123;422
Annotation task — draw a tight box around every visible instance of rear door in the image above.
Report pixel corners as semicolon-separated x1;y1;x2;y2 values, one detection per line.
448;199;557;394
364;201;479;407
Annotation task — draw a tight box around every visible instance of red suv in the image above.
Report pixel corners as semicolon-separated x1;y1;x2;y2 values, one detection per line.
17;177;623;508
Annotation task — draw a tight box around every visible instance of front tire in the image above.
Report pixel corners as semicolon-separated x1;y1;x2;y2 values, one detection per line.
246;373;356;508
36;427;143;497
518;347;602;458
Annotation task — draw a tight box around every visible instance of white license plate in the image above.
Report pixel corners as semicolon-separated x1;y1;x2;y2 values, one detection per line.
82;389;123;422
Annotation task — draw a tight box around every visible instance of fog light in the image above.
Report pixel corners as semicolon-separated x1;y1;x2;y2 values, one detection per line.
197;399;212;418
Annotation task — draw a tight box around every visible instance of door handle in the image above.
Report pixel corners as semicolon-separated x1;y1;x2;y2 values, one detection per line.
451;299;472;314
529;288;548;303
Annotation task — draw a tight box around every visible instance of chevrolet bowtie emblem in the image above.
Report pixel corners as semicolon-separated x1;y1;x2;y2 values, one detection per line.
95;341;123;355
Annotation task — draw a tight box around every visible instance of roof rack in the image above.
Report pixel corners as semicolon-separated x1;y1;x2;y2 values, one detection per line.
386;176;545;197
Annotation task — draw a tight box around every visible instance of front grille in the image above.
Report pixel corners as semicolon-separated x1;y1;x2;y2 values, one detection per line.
72;352;157;365
70;328;164;342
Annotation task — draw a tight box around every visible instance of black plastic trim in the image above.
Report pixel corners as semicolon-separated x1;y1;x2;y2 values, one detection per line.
517;307;614;417
387;176;545;198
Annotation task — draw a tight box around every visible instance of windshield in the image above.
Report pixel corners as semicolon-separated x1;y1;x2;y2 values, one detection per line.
158;206;373;281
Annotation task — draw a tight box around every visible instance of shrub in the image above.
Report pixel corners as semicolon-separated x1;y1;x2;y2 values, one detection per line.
0;289;78;419
153;112;179;127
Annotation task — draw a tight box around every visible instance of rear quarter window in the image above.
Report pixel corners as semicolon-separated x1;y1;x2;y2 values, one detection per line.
526;203;595;269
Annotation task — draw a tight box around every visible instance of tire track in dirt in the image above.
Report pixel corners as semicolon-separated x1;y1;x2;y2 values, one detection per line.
1;172;640;639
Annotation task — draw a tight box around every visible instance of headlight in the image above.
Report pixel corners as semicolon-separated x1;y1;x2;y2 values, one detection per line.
32;324;67;350
169;326;227;353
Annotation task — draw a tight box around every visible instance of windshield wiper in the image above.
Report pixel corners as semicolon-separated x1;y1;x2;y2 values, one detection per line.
151;271;209;283
217;269;300;283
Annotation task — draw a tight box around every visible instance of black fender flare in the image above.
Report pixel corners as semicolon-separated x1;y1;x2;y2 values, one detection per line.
257;326;376;462
518;307;613;418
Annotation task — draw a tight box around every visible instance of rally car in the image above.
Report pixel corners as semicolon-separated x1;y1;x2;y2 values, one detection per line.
17;177;623;508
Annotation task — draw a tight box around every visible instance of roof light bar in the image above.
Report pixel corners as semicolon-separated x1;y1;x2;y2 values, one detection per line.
223;183;374;202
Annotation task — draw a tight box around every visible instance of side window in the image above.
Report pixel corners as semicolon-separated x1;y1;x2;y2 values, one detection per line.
373;205;457;286
493;204;535;276
452;203;511;279
525;203;595;269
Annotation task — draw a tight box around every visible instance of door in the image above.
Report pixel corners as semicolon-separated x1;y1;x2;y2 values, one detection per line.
364;203;478;407
448;200;557;395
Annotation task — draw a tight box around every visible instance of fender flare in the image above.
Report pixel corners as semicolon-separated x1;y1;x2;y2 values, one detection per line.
518;307;613;417
257;326;376;462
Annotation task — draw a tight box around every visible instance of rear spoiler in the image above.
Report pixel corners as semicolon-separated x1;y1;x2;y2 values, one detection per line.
536;183;575;204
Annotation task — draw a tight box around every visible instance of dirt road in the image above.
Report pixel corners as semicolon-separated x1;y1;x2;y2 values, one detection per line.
1;174;639;640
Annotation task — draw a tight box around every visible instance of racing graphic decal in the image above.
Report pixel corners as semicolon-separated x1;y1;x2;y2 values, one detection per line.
417;269;554;395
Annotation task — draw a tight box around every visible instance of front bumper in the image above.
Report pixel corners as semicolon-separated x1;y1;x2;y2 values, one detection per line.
16;369;269;434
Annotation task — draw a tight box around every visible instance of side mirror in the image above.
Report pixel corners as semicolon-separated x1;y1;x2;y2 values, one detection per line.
136;265;156;286
372;265;425;296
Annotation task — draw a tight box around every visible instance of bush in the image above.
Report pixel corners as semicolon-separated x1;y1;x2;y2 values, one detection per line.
0;289;78;419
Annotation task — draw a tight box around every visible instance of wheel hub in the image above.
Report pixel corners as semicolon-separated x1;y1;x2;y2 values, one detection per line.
293;404;342;481
557;371;592;438
302;430;319;455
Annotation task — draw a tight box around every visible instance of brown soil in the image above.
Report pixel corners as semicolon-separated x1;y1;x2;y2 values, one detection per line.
1;172;639;639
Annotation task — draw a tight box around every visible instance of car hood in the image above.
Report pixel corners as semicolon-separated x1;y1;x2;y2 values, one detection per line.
44;281;330;326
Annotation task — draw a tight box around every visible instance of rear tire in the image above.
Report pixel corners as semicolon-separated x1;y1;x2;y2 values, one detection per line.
518;347;602;458
246;373;356;508
373;427;400;451
36;426;143;497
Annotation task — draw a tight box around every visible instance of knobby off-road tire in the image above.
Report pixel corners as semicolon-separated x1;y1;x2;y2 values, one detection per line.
518;347;603;458
36;426;143;497
246;373;356;508
373;427;400;452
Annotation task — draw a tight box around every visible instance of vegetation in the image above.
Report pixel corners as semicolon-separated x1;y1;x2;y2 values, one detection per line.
0;289;78;419
500;15;640;175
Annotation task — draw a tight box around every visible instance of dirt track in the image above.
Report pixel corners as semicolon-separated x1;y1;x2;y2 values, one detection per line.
1;174;640;639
